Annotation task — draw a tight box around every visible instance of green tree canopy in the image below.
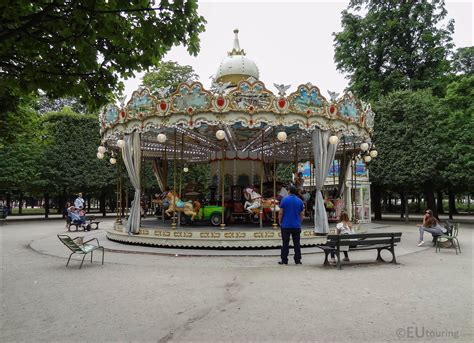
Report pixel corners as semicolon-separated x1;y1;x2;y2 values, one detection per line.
438;75;474;192
334;0;454;100
0;1;206;112
369;90;444;192
141;61;199;94
37;108;116;197
452;46;474;75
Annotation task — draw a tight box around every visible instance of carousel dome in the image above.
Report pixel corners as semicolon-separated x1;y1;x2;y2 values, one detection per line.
215;29;259;85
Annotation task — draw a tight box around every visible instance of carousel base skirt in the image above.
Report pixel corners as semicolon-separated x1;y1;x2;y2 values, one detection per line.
107;220;328;249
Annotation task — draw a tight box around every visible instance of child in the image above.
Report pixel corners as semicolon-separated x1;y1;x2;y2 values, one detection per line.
329;210;354;264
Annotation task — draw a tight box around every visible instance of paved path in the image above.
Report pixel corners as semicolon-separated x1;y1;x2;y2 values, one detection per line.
1;219;473;342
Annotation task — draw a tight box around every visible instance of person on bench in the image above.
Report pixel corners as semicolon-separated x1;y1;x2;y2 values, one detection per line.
417;209;445;247
68;206;90;231
329;211;354;265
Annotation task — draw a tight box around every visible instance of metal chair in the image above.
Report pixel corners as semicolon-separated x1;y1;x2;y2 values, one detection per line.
436;222;461;254
57;235;105;268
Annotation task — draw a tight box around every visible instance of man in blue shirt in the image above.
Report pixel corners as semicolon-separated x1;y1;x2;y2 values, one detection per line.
278;185;304;265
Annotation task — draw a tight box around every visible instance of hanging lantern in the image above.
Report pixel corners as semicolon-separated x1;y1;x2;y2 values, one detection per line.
363;155;372;163
97;152;105;159
369;150;378;158
360;142;369;151
216;129;226;140
157;133;167;143
97;146;106;153
116;139;125;148
329;135;339;145
183;167;189;173
110;157;117;165
277;131;287;142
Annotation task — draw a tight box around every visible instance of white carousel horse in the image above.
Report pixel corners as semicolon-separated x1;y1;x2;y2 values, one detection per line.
244;188;280;213
243;187;262;213
165;192;197;220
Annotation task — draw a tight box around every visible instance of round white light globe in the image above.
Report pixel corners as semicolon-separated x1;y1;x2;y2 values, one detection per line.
97;146;106;153
157;133;167;143
360;142;369;151
117;139;125;148
183;167;189;173
329;135;339;145
216;129;226;140
369;150;378;158
110;157;117;165
97;152;104;159
277;131;287;142
363;155;372;163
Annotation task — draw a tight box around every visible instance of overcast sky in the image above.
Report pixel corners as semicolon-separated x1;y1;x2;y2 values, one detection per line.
123;0;473;99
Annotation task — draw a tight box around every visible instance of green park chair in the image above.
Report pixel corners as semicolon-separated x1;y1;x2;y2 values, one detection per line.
435;222;461;254
57;234;105;269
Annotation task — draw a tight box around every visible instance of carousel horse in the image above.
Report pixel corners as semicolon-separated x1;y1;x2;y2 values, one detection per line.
165;192;197;220
244;187;262;213
244;188;280;213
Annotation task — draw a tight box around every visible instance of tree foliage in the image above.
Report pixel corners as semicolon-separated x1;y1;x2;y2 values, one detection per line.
334;0;454;100
369;90;444;192
37;109;116;196
452;47;474;75
141;61;199;94
0;0;206;112
438;75;474;191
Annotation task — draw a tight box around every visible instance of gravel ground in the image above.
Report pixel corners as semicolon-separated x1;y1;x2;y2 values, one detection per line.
1;219;472;342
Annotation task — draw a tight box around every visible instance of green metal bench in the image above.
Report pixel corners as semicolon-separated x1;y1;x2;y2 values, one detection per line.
57;234;104;269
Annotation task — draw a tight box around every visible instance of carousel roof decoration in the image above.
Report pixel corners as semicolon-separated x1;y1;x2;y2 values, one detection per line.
99;29;375;163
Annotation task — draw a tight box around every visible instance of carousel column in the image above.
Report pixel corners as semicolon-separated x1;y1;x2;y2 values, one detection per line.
178;133;184;227
171;129;177;229
116;152;123;225
272;131;278;230
216;128;226;229
260;130;264;228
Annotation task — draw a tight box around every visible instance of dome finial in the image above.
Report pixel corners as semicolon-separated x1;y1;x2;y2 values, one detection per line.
229;28;244;56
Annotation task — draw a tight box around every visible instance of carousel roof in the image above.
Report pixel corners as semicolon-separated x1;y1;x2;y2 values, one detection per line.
215;29;259;85
99;30;375;163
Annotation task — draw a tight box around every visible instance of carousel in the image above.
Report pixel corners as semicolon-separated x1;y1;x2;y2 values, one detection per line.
98;29;377;248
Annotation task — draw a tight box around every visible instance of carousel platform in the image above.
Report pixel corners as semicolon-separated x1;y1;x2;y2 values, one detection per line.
106;218;335;249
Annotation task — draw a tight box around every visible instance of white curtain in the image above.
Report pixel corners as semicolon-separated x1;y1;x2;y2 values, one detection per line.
312;129;339;233
122;131;141;234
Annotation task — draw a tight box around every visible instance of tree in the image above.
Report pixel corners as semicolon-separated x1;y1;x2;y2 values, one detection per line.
369;90;444;216
0;97;42;212
0;1;206;112
452;47;474;75
141;61;199;94
438;75;474;217
334;0;454;100
37;109;116;215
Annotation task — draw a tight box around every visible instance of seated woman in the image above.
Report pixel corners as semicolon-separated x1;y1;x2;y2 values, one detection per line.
417;209;445;246
68;206;90;231
329;210;354;264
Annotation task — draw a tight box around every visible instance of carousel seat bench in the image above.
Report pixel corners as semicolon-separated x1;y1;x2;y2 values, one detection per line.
317;232;402;269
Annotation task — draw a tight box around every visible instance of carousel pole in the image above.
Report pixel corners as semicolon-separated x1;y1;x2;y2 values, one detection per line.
260;130;264;228
178;133;184;227
272;130;278;230
116;152;122;224
220;136;226;230
171;129;177;229
354;145;358;223
351;142;356;222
